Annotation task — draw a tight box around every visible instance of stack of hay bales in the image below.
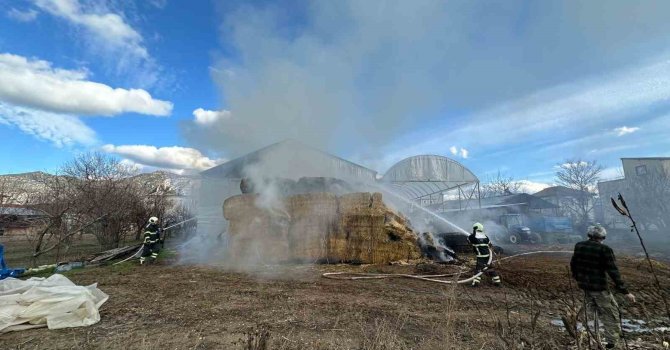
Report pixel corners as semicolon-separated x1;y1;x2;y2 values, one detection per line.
223;194;290;264
223;192;422;264
336;193;384;263
287;193;338;262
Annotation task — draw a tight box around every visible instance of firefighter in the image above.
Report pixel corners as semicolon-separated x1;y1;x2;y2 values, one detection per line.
468;222;501;287
571;225;636;349
140;216;161;265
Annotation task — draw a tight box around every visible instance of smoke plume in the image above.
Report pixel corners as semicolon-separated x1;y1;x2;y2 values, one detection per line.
182;1;670;163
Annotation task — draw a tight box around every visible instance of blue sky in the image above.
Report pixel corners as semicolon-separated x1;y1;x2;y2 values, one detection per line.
1;1;670;190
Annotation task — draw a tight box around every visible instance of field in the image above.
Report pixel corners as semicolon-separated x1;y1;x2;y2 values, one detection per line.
1;246;669;350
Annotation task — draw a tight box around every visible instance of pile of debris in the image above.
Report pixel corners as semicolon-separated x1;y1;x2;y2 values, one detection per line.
223;192;422;264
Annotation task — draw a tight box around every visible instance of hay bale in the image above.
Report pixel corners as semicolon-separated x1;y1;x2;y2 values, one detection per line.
287;193;338;262
223;194;290;263
222;190;421;264
223;194;262;220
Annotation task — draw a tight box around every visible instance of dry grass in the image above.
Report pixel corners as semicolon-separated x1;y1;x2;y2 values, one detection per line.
1;253;668;350
1;234;107;267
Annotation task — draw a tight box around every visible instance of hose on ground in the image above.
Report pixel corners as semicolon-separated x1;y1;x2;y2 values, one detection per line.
112;218;197;266
321;250;574;285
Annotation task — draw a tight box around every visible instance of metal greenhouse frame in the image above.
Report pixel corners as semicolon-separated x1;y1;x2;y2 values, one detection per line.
381;155;481;212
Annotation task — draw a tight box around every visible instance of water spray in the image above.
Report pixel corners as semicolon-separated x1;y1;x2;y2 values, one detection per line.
373;183;470;235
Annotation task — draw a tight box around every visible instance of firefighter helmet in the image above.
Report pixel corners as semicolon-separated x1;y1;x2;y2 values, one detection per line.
148;216;159;224
587;225;607;239
473;222;484;232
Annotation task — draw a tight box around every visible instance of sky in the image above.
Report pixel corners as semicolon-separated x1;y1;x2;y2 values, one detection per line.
1;0;670;191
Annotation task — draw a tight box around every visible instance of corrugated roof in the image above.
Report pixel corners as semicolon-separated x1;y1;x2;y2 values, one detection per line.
200;140;378;182
620;157;670;160
0;206;45;216
497;193;558;210
534;185;591;198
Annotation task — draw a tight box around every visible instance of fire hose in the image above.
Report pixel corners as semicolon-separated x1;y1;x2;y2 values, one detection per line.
321;250;573;285
113;218;197;266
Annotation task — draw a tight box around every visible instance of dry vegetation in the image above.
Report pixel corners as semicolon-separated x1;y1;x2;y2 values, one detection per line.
1;251;668;350
1;152;193;268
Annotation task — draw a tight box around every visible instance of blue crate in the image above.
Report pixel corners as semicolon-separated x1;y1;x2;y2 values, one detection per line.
0;244;25;280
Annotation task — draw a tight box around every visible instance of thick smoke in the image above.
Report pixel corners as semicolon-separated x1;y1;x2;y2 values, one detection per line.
178;1;670;265
182;1;670;163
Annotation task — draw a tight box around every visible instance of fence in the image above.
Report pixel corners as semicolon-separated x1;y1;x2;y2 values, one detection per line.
0;234;134;268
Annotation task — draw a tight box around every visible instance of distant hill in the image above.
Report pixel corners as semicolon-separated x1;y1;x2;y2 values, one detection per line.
131;171;195;197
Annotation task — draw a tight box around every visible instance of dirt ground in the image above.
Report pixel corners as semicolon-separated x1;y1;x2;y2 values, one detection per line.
1;248;669;350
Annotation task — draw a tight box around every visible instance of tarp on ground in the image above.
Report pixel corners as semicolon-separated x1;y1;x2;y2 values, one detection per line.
0;274;108;333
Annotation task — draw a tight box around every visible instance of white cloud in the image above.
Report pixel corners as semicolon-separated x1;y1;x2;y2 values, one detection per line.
613;126;640;136
385;55;670;161
559;161;588;169
516;180;552;194
447;146;468;159
31;0;163;87
0;53;172;116
7;8;38;22
33;0;147;58
0;103;97;147
148;0;168;9
193;108;231;125
102;144;222;171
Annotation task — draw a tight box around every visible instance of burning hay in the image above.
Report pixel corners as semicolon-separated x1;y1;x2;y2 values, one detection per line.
223;192;422;264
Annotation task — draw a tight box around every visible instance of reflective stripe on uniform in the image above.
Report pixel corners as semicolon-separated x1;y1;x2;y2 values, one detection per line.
473;243;489;247
492;276;501;282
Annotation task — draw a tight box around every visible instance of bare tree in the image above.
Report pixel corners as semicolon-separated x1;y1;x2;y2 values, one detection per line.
555;159;603;231
24;172;76;260
11;153;179;260
163;203;196;239
481;170;521;198
128;181;174;240
60;152;146;248
0;174;30;236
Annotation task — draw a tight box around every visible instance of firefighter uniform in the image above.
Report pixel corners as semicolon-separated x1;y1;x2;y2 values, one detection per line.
140;221;160;265
468;223;501;287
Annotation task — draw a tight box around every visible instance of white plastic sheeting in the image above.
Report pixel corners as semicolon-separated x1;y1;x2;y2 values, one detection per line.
0;274;108;332
382;155;479;199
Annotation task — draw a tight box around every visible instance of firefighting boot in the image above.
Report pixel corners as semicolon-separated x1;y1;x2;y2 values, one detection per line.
492;276;502;287
471;276;481;287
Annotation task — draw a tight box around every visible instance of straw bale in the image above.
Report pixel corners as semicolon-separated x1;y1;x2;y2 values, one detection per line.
223;191;421;264
223;194;262;220
287;193;338;261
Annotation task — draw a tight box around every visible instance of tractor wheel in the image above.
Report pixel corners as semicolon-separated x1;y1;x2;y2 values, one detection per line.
528;232;542;244
508;233;520;244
